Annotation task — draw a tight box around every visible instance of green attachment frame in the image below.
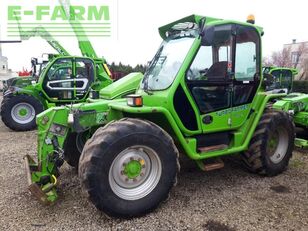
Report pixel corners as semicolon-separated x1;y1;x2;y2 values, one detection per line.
295;138;308;148
24;155;58;204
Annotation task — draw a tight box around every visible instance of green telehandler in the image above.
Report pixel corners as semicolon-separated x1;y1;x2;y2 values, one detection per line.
25;14;300;218
0;5;143;131
263;66;298;94
261;66;308;147
0;28;111;131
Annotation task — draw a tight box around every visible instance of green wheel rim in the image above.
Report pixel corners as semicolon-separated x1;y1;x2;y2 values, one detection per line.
11;103;35;124
109;145;162;201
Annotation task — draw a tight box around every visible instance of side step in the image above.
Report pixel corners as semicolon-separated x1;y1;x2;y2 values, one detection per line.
198;144;228;153
196;158;225;172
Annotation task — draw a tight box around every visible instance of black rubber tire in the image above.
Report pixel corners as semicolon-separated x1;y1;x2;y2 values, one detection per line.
79;118;179;218
63;132;81;168
242;109;294;176
0;94;44;131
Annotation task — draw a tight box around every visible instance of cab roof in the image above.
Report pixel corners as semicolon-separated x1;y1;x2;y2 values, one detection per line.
159;14;264;40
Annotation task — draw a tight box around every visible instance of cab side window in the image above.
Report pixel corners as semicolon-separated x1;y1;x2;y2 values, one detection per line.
233;26;260;106
47;59;73;82
281;70;292;89
75;59;95;97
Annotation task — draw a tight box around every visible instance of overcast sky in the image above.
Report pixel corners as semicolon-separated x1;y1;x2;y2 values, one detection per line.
1;0;308;71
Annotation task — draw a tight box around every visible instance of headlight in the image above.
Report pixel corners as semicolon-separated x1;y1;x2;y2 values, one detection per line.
127;94;143;107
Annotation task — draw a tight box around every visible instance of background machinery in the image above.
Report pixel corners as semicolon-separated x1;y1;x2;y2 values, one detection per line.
263;66;298;93
0;2;143;131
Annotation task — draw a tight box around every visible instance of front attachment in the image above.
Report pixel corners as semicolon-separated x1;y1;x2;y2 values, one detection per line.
24;155;58;205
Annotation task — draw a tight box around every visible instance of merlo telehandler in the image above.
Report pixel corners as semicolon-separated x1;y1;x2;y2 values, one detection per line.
1;2;143;131
25;15;298;218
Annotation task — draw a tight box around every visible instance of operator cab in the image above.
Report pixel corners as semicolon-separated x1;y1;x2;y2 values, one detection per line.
42;57;95;102
263;67;296;94
141;15;262;149
186;24;260;115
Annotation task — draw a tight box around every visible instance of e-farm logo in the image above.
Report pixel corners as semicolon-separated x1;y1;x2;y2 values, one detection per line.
7;4;113;39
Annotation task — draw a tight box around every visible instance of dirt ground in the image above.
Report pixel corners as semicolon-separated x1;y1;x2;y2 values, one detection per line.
0;96;307;231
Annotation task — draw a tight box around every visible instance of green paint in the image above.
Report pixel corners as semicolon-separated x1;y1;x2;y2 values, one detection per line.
51;6;68;21
88;6;110;21
7;6;21;20
36;6;50;20
267;133;279;154
19;108;28;117
124;160;142;179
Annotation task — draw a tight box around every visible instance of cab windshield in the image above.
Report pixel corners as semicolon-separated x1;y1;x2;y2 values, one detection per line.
141;36;195;91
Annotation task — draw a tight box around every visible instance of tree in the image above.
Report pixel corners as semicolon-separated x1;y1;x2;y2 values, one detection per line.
263;42;308;80
263;43;308;68
263;47;292;67
108;62;148;80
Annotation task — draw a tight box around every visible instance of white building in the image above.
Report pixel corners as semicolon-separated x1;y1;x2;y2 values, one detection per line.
0;45;8;74
0;44;18;90
284;40;308;80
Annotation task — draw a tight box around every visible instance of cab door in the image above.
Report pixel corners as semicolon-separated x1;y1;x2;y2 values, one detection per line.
231;25;260;128
185;24;234;133
42;57;95;102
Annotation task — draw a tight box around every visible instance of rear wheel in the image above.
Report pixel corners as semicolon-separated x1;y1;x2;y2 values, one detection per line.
0;94;43;131
242;110;294;176
79;118;179;218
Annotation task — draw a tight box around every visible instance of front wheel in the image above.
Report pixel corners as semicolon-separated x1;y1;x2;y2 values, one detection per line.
63;131;90;168
79;118;179;218
0;94;43;131
242;110;294;176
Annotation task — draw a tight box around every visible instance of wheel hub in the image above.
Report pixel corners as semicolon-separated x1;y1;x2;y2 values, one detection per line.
115;150;148;188
109;145;162;200
18;108;28;117
11;103;35;124
123;159;143;179
267;126;289;164
268;133;279;154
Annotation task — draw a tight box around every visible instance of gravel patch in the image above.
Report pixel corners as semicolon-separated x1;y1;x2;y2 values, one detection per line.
0;95;307;231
